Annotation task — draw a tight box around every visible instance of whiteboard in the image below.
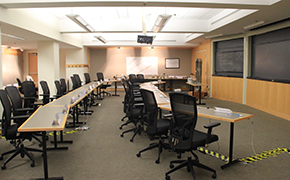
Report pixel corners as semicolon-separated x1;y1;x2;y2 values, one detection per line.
126;57;158;75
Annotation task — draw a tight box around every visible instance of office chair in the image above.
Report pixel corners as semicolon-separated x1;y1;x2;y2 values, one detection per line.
84;73;91;84
5;86;43;146
16;78;24;94
60;78;68;93
71;76;81;90
120;79;142;124
120;80;144;142
0;90;42;170
136;88;171;164
21;81;43;109
73;74;82;87
84;73;100;106
165;92;220;180
128;74;140;89
137;74;145;83
97;72;111;97
39;81;55;104
54;80;64;98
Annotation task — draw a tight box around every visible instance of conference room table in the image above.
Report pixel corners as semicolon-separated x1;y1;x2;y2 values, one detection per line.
186;82;208;105
141;82;254;169
18;81;102;180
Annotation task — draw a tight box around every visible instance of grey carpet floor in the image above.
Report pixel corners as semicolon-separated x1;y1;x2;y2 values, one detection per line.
0;92;290;180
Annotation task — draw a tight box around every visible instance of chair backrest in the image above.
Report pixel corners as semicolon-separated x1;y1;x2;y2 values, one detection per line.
73;74;82;88
169;92;198;150
137;74;145;83
54;80;63;98
140;88;158;134
84;73;91;84
0;90;12;137
40;81;50;104
121;79;130;113
22;81;37;108
60;78;67;92
71;76;79;90
5;86;23;114
97;72;104;81
16;78;24;94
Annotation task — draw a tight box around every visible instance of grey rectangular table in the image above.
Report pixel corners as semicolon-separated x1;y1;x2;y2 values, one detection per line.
18;81;102;180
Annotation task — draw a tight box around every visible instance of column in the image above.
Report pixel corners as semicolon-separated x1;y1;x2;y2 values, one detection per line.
37;41;60;96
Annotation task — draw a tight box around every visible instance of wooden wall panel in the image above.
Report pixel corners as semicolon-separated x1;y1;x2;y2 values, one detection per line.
212;76;243;103
246;79;290;120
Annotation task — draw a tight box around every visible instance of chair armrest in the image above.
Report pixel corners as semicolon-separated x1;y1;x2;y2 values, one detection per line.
204;122;221;129
163;113;172;118
204;122;221;145
11;114;30;120
15;107;34;112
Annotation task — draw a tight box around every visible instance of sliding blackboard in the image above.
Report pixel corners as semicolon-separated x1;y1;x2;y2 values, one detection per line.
214;38;243;77
251;27;290;83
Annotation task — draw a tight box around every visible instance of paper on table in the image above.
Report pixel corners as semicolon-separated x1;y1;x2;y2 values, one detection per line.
214;107;232;113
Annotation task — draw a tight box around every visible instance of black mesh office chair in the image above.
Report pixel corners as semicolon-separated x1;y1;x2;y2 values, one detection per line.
137;74;145;83
73;74;82;87
120;80;144;142
84;73;91;84
39;81;55;104
16;78;24;94
60;78;68;93
0;90;42;170
54;80;64;98
21;81;43;109
165;92;220;180
97;72;111;97
136;88;171;164
5;86;43;146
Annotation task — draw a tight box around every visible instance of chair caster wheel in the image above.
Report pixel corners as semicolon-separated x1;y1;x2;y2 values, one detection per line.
119;127;122;130
136;153;141;157
165;175;170;180
212;173;217;179
120;134;124;137
169;164;174;168
0;156;3;160
177;154;181;159
39;144;43;147
155;159;160;164
31;163;35;167
1;165;6;170
130;139;133;142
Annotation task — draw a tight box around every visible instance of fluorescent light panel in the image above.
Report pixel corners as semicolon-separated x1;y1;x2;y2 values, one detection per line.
205;34;223;39
1;33;25;40
94;36;107;44
66;14;95;32
151;14;172;33
244;21;265;30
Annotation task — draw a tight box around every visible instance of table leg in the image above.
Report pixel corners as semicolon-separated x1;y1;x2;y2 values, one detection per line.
196;86;205;105
30;131;63;180
112;81;119;96
47;131;69;151
221;122;240;169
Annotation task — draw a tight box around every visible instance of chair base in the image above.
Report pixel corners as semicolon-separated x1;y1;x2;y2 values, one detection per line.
120;124;142;142
165;156;216;180
0;143;42;170
136;138;170;164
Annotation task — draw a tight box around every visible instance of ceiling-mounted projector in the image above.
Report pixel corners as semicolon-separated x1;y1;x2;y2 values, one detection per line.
137;35;153;44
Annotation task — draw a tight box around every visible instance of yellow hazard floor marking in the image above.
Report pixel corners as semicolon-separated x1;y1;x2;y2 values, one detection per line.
198;147;290;164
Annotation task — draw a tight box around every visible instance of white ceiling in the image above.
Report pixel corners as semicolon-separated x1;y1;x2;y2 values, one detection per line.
0;0;289;50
